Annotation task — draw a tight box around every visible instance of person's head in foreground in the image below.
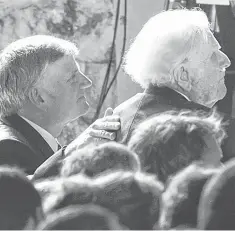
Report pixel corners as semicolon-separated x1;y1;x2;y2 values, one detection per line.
158;163;219;230
61;142;141;177
128;109;226;182
34;177;66;200
0;166;43;229
47;171;163;230
36;174;93;214
37;204;125;230
197;158;235;230
0;35;92;136
34;176;72;214
124;8;231;108
95;171;163;230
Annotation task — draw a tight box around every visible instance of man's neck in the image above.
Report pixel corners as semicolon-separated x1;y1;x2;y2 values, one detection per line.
171;85;213;109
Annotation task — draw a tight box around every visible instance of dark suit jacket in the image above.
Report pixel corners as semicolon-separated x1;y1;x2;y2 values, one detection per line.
0;114;58;174
114;86;235;162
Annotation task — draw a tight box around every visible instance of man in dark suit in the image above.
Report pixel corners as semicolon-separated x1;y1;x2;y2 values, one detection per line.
0;35;120;175
113;9;235;162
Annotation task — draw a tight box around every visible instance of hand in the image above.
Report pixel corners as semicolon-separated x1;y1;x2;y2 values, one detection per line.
64;107;120;156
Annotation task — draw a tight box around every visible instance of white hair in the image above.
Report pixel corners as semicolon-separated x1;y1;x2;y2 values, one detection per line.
0;35;79;116
123;9;210;88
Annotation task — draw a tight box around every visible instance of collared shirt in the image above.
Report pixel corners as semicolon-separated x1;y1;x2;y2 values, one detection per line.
21;116;59;153
174;89;191;102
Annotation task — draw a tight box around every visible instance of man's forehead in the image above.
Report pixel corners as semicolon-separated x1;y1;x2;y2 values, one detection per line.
73;55;80;64
207;31;220;49
53;55;78;72
189;31;221;60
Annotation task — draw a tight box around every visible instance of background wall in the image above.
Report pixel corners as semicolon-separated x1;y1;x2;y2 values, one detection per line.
115;0;165;105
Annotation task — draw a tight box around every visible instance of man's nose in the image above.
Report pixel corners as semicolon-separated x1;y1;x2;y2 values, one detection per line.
220;52;231;69
81;72;92;89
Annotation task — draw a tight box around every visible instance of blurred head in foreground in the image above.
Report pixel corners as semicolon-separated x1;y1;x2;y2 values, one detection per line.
0;166;43;229
37;204;124;230
159;163;219;229
129;109;225;182
47;171;163;230
61;142;141;177
198;158;235;230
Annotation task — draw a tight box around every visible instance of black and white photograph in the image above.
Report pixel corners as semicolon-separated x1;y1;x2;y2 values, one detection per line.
0;0;233;230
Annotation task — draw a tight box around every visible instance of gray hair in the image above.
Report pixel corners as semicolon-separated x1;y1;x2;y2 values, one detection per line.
0;35;79;116
123;9;210;88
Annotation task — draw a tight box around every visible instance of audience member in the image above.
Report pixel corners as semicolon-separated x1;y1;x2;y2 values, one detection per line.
37;204;125;230
94;171;163;230
0;166;43;229
113;8;235;162
61;142;141;177
128;109;225;182
48;171;163;230
34;177;68;214
158;163;219;229
35;174;92;214
34;177;64;199
198;158;235;230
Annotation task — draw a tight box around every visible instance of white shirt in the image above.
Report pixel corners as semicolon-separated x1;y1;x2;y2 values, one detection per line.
21;116;58;152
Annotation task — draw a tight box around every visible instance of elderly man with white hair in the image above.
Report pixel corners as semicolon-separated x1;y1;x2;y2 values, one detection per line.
114;8;235;161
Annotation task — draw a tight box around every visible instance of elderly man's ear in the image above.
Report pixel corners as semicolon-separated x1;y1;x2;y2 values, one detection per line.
173;66;192;92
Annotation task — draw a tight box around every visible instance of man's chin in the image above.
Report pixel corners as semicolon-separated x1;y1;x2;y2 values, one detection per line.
215;91;227;105
204;99;217;108
205;89;227;108
76;103;90;119
67;103;90;124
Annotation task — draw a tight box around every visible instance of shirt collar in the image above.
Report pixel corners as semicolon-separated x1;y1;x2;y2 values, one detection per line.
145;85;191;102
20;116;58;153
174;89;191;102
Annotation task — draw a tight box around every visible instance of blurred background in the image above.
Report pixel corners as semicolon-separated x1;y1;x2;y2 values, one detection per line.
0;0;234;145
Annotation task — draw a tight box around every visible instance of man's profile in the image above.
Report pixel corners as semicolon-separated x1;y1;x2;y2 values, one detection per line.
0;35;120;175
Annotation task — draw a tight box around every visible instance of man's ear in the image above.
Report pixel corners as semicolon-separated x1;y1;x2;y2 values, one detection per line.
173;66;191;92
28;87;45;107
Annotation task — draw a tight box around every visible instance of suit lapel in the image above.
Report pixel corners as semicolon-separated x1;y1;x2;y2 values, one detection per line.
4;114;54;159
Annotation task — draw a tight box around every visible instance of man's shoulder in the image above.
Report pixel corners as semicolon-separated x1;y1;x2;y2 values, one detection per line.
0;116;36;150
0;139;42;174
33;147;65;180
0;117;48;174
114;92;169;144
114;93;144;115
0;117;25;141
113;88;207;115
113;88;210;144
